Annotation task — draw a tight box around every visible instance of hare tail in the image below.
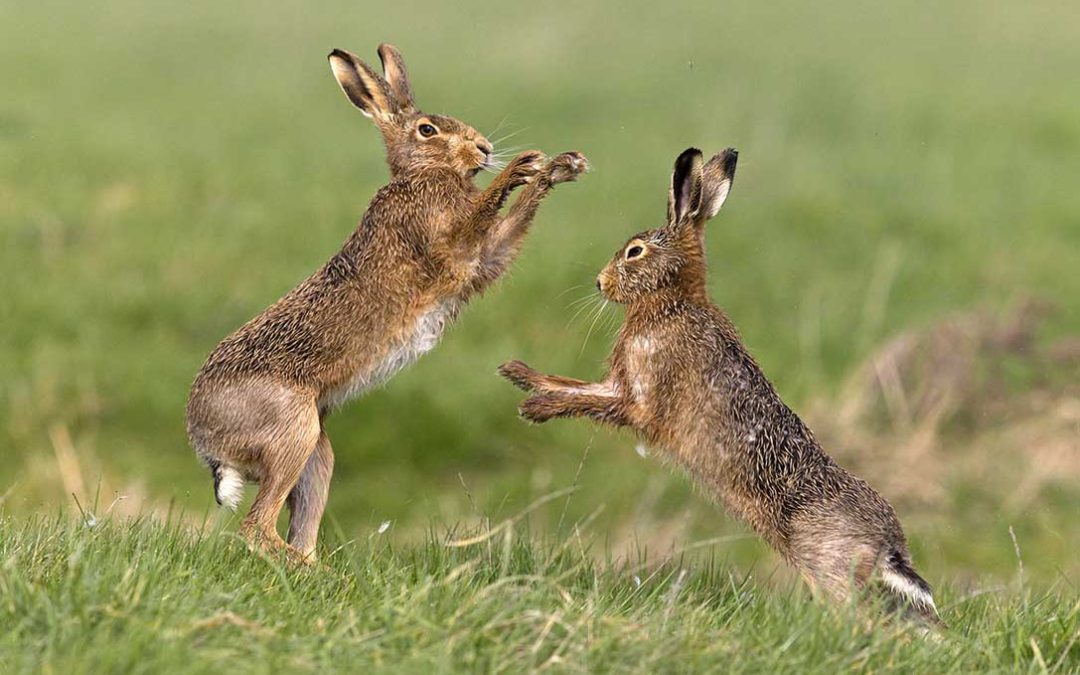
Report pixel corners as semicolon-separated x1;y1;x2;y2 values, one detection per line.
208;459;245;511
881;549;943;628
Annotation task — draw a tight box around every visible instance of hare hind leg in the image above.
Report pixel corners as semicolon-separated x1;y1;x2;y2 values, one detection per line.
238;397;322;560
286;430;335;559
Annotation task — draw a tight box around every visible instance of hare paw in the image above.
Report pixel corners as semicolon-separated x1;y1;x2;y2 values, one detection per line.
505;150;547;188
519;393;559;423
498;360;541;391
240;521;286;552
547;151;589;184
284;545;317;568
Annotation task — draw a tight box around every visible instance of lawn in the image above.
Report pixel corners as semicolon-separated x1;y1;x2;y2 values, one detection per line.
1;515;1077;674
1;0;1078;671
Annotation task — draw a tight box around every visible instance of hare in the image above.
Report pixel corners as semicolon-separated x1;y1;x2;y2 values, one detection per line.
498;148;941;626
186;43;588;562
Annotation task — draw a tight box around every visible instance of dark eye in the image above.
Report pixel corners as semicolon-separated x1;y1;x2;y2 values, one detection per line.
626;245;644;260
418;123;437;137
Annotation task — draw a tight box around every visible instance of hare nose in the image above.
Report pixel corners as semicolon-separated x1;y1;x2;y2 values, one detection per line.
476;141;493;156
595;278;603;292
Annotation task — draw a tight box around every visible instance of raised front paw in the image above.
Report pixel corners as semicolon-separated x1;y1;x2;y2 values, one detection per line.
498;360;541;391
547;151;589;185
519;393;559;423
504;150;548;189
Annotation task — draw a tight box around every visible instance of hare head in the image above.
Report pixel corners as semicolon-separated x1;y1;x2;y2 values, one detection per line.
596;148;737;304
328;44;494;179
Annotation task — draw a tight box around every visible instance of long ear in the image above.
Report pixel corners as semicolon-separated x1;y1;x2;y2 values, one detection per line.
666;148;704;227
377;43;415;112
328;48;399;120
699;148;738;219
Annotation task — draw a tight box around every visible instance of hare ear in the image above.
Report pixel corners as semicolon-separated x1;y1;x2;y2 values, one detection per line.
377;43;415;112
328;48;399;120
699;148;738;219
666;148;704;227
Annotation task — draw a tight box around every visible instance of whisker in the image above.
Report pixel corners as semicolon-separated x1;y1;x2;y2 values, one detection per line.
567;288;603;309
602;307;622;336
574;298;602;330
492;127;530;146
490;148;525;160
554;284;585;300
566;294;600;328
486;115;511;140
567;293;604;314
566;298;597;325
566;301;596;319
580;300;610;356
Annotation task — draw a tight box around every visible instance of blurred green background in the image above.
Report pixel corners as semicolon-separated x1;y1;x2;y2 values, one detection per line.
2;0;1077;585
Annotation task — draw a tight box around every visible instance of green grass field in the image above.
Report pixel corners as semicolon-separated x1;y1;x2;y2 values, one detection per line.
2;515;1077;674
2;0;1078;671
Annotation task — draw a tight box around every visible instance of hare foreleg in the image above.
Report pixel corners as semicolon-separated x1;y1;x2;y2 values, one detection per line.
457;151;548;246
477;152;588;283
498;359;597;393
498;360;629;426
517;390;631;426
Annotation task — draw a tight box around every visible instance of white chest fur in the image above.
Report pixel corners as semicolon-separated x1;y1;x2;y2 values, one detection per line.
626;335;656;401
320;300;459;410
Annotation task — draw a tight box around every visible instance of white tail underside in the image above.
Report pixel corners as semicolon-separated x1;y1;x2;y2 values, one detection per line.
216;466;245;511
881;568;937;613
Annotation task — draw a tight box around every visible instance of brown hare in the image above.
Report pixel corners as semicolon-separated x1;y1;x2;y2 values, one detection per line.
186;43;587;563
498;148;941;626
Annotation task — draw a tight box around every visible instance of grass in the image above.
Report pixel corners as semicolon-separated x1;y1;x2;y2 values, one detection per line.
1;513;1077;674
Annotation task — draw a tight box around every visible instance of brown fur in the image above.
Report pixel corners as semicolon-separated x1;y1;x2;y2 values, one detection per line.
499;148;941;627
186;44;587;563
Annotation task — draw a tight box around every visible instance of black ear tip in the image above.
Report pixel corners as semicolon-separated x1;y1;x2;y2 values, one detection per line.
673;148;703;177
328;48;348;61
676;147;703;164
721;147;738;175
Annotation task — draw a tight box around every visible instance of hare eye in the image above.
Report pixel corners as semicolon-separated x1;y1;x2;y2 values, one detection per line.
626;245;644;260
418;123;438;138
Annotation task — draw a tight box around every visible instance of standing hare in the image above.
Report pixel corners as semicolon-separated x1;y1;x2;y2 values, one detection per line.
187;43;587;562
499;148;941;626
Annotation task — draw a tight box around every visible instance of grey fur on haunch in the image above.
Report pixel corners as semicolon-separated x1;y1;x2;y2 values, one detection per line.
499;147;942;628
